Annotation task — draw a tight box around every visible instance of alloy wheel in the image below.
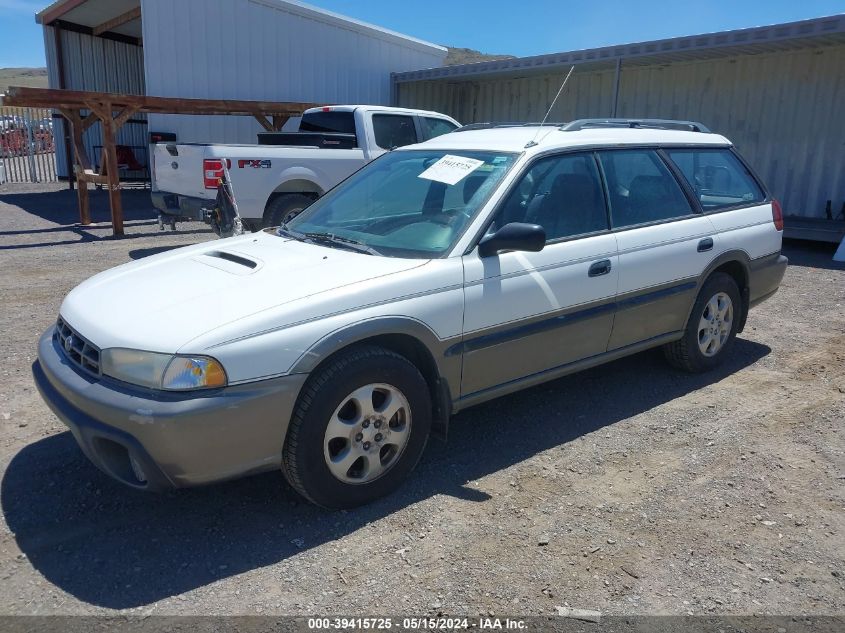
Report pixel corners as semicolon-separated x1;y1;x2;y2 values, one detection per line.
322;383;412;484
697;291;733;357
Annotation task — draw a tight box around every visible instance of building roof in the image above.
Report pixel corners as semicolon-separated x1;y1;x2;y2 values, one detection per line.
37;0;142;37
36;0;447;55
394;14;845;83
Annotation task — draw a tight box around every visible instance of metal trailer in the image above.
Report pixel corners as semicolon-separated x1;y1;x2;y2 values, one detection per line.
393;15;845;242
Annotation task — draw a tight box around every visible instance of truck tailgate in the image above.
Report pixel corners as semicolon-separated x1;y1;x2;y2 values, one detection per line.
153;144;209;199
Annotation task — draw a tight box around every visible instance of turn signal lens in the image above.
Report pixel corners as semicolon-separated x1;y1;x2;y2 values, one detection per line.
162;356;227;390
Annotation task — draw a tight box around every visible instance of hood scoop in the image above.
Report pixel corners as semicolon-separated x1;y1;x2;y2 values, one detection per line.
193;250;261;275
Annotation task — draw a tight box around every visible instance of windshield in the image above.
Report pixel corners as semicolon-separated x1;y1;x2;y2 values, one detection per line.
284;150;518;258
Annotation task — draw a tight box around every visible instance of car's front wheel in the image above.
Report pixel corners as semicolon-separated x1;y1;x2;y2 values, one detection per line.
282;345;432;508
663;272;742;372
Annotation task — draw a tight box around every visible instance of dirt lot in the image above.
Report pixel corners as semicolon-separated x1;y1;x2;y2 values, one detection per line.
0;183;843;618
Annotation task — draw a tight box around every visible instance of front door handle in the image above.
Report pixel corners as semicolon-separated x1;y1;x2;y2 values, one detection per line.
698;237;714;252
588;259;612;277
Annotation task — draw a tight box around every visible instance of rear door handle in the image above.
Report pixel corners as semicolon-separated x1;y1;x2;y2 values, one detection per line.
698;237;714;252
588;259;612;277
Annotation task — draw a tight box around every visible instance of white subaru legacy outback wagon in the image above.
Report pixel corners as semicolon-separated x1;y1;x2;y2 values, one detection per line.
34;119;787;508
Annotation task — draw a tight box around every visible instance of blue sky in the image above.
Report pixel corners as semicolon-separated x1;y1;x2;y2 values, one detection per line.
0;0;843;68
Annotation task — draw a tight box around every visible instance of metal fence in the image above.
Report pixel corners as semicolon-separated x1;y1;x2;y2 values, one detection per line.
0;106;58;184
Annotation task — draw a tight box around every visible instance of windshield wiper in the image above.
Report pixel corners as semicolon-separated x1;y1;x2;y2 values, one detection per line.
276;223;304;239
302;232;382;256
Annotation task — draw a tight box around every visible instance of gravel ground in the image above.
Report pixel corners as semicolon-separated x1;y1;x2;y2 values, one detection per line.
0;183;843;617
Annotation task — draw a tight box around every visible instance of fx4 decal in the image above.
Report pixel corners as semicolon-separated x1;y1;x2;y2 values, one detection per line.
238;159;272;169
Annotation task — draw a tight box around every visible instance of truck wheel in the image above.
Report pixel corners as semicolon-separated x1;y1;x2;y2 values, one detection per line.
282;345;432;509
264;193;315;227
663;272;742;373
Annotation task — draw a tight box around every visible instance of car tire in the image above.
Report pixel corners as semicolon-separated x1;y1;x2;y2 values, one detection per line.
663;272;742;373
282;345;432;509
264;193;315;227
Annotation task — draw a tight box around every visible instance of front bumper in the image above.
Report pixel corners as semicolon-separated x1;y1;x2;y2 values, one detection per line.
34;327;307;490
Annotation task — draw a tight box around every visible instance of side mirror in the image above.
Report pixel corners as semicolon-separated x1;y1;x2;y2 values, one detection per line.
478;222;546;257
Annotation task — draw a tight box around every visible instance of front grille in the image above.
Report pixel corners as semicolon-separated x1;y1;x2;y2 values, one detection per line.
55;316;101;377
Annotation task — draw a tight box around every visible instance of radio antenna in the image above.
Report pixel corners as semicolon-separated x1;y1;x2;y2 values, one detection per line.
525;65;575;148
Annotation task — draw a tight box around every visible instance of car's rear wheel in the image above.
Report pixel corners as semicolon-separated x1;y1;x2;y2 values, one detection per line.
264;193;315;227
282;345;431;508
663;272;741;372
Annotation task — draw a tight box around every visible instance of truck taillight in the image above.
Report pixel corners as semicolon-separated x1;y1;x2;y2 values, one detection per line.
771;198;784;231
203;159;230;189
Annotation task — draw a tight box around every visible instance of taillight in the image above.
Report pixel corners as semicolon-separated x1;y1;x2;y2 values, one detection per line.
771;199;784;231
203;159;230;189
203;159;223;189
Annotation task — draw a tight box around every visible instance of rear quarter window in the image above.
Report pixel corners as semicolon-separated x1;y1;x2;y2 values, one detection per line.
666;148;765;211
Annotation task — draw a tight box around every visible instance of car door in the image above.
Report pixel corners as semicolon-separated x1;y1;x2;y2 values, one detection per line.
597;148;716;350
460;151;619;397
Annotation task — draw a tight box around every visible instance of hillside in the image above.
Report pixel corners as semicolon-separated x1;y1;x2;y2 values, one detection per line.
0;67;49;94
444;47;515;66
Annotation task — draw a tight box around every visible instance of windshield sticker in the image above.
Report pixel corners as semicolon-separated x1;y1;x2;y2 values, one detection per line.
418;155;485;186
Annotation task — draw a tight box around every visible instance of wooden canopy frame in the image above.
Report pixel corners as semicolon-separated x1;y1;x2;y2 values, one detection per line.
1;86;317;236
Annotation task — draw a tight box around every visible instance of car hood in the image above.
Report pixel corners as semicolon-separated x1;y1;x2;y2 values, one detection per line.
60;231;428;352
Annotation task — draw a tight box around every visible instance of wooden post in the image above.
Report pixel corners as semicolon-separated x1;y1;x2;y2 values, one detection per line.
95;101;125;236
75;166;90;225
61;109;91;225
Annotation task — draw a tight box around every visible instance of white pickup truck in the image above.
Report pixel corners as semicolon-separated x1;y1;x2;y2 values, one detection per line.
151;105;460;231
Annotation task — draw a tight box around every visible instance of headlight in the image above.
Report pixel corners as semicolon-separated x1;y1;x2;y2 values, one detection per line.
101;349;227;391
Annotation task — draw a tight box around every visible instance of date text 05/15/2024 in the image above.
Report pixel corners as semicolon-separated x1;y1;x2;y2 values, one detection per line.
306;617;528;630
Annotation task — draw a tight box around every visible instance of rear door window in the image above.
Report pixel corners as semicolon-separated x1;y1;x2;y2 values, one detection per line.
666;148;765;211
597;149;693;228
372;114;418;149
420;117;458;140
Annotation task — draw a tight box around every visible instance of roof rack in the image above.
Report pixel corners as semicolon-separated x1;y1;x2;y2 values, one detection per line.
560;118;711;133
453;122;566;133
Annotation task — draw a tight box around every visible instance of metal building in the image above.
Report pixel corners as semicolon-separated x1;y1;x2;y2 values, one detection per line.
36;0;447;180
393;15;845;240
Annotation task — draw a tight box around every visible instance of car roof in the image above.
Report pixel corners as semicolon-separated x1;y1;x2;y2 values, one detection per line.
410;125;732;154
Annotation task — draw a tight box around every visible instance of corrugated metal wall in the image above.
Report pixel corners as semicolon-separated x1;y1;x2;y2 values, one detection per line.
141;0;446;145
398;69;618;124
44;25;146;179
397;44;845;219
